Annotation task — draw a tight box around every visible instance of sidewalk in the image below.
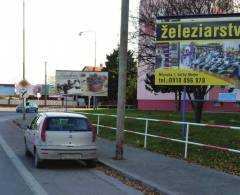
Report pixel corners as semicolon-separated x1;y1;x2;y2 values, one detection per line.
97;138;240;195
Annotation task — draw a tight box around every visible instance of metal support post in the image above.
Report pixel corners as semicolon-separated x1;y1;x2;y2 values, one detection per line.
144;120;149;149
88;96;91;108
184;124;190;159
97;115;100;135
181;86;187;138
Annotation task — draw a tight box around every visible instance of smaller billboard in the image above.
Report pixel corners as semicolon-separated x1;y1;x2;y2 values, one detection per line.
56;70;108;96
218;93;237;102
0;84;15;96
15;84;54;97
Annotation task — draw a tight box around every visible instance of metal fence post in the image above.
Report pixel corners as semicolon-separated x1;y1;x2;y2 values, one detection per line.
184;124;190;159
97;114;100;135
144;120;149;149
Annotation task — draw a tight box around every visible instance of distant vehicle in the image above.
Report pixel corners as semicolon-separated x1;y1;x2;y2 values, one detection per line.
16;101;38;113
24;112;97;168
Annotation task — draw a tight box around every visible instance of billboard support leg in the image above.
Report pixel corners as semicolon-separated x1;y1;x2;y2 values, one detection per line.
88;96;91;108
65;94;68;112
93;96;96;110
181;86;187;138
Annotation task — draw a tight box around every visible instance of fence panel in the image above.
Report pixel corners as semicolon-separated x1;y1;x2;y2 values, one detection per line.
78;112;240;158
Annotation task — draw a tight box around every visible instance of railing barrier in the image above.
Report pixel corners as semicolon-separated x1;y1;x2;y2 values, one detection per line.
78;112;240;159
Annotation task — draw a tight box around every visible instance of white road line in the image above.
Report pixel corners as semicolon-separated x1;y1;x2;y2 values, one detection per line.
0;134;48;195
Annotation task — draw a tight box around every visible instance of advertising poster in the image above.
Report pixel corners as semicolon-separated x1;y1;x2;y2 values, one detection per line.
15;84;54;97
55;70;108;96
0;84;15;96
155;14;240;86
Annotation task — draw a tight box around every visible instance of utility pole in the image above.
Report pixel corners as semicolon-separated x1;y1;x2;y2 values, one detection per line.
115;0;129;160
22;0;26;120
44;62;47;107
93;32;97;110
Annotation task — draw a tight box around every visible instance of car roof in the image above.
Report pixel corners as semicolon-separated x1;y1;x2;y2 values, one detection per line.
42;112;87;119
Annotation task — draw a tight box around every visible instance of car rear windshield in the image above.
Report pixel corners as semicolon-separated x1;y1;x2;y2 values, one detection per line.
46;117;89;131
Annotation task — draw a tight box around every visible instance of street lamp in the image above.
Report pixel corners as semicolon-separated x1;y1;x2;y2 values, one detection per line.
79;31;96;68
79;30;97;109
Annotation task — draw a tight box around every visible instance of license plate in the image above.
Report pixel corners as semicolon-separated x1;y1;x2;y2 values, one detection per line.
61;154;82;159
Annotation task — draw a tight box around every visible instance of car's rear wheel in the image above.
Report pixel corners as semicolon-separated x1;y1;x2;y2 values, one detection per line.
86;159;97;168
34;150;44;168
24;140;31;157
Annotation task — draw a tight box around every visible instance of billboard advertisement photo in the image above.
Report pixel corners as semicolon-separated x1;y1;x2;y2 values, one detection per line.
56;70;108;96
15;84;54;97
155;14;240;86
0;84;15;96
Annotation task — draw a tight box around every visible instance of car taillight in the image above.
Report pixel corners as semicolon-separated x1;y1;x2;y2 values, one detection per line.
41;119;48;142
88;120;96;142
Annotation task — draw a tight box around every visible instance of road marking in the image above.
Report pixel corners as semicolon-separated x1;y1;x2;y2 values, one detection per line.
0;134;48;195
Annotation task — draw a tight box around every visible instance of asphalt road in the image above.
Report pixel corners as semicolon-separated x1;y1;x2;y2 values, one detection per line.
0;111;141;195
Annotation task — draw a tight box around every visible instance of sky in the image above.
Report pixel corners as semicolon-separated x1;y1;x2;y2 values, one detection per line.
0;0;139;85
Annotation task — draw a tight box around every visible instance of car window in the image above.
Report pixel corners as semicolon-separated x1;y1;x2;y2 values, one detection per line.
35;115;44;130
46;117;89;131
30;116;39;129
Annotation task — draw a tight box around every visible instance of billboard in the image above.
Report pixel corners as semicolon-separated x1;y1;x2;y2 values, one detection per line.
55;70;108;96
0;84;15;96
218;93;237;102
155;14;240;86
15;84;54;97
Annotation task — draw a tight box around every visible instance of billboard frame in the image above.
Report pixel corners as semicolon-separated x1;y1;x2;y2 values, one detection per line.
155;13;240;86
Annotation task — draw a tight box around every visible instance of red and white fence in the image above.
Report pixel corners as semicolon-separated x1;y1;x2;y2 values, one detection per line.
78;112;240;159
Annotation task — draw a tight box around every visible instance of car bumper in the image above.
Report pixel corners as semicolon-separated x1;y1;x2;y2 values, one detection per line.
36;145;97;160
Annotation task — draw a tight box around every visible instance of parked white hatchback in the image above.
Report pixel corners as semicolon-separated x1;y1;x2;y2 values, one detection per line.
24;112;97;168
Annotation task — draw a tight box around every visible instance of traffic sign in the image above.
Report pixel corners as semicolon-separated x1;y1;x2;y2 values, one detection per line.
19;88;28;99
37;93;41;98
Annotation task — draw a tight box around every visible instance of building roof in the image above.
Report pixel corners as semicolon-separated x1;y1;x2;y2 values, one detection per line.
82;66;103;72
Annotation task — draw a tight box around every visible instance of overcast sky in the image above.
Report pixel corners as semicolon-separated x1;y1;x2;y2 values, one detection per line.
0;0;139;85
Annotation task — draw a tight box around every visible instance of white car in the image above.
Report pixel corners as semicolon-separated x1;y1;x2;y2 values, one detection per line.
24;112;97;168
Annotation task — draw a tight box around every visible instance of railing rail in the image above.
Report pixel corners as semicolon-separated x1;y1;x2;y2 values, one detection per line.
78;112;240;159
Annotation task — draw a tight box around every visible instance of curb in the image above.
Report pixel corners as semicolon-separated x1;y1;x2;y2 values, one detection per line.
98;158;176;195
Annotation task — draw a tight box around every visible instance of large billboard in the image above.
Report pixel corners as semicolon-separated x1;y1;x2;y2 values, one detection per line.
0;84;15;96
55;70;108;96
155;14;240;86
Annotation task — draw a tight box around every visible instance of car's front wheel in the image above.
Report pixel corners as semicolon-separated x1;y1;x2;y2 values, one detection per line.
34;150;44;168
